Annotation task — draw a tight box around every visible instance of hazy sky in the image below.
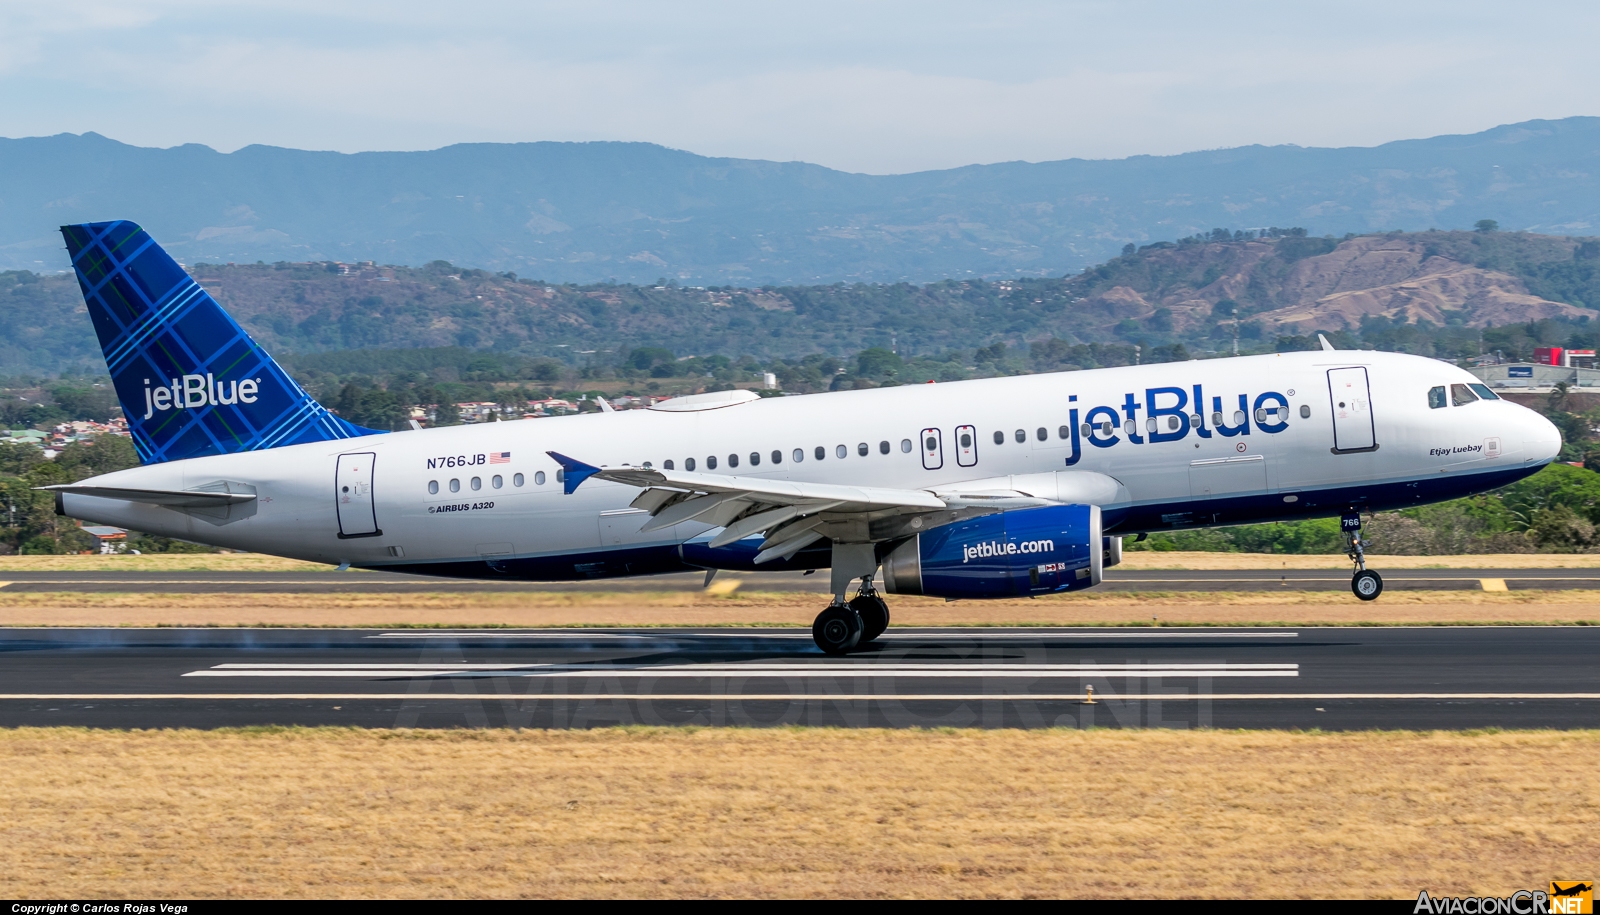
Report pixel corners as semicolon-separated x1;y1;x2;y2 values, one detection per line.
2;0;1596;173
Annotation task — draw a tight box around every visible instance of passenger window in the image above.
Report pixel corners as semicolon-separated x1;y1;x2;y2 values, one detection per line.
960;431;973;448
1451;383;1479;406
1124;420;1136;436
556;470;564;482
857;442;868;456
471;476;482;491
1014;429;1026;443
1299;405;1311;418
1080;423;1092;437
525;472;536;486
750;452;761;466
835;444;847;458
1059;425;1070;439
686;457;696;471
707;456;717;470
1428;386;1447;409
1036;427;1047;442
642;462;652;469
1469;383;1500;400
729;454;740;468
449;479;460;493
664;460;674;470
492;475;503;489
993;430;1004;445
771;450;782;464
793;449;804;462
814;446;825;460
879;440;890;454
428;480;439;494
900;439;912;453
1189;414;1200;428
1233;411;1246;426
1211;411;1224;426
1168;415;1182;431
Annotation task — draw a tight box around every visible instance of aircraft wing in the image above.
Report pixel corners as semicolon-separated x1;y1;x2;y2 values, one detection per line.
548;451;949;563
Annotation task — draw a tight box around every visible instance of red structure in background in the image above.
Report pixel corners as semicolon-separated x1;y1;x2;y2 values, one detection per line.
1536;346;1565;366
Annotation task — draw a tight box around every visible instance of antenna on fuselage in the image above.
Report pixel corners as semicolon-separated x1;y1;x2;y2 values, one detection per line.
1317;334;1336;352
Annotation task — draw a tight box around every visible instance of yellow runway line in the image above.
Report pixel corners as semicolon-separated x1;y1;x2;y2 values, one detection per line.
1480;578;1509;591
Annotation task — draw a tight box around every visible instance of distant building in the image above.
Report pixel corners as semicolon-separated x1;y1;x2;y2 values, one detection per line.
456;402;500;422
525;398;577;417
80;525;127;553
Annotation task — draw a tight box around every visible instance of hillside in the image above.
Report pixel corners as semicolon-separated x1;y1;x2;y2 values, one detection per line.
3;118;1600;283
1066;229;1596;338
5;228;1600;381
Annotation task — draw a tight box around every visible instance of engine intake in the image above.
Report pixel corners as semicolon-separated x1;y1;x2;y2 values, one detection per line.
882;504;1103;599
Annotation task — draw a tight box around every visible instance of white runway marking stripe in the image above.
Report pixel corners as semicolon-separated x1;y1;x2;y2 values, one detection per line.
185;662;1299;679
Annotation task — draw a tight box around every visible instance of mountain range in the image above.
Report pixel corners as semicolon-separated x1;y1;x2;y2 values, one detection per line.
4;228;1597;378
3;118;1600;284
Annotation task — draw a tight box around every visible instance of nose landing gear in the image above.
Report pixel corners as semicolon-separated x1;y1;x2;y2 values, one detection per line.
1343;511;1383;601
812;575;891;654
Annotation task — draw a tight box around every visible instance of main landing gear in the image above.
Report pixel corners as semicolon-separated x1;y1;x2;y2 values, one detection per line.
812;575;890;655
1344;511;1383;601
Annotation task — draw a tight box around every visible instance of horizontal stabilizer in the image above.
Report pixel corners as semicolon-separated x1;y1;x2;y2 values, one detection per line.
38;484;257;507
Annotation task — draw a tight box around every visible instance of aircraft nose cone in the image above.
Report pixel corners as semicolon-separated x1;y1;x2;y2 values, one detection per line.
1526;410;1563;465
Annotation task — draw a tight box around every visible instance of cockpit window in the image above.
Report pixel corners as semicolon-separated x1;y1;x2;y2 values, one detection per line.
1428;386;1447;409
1451;383;1479;406
1468;383;1500;401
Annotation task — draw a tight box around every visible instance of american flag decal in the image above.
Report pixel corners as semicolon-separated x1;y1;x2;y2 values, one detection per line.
489;451;511;464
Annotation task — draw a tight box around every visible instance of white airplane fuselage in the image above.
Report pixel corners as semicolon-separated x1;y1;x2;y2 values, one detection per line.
60;349;1562;581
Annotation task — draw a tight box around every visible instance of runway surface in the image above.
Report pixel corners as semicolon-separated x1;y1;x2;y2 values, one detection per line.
2;626;1597;730
2;568;1598;592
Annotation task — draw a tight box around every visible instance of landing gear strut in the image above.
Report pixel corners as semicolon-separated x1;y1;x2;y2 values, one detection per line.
812;575;891;654
1343;511;1383;601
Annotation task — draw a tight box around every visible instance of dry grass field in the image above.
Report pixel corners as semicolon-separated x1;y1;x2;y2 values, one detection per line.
0;727;1594;899
0;588;1596;628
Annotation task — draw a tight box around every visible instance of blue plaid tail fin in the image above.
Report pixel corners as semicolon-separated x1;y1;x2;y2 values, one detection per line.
60;220;382;464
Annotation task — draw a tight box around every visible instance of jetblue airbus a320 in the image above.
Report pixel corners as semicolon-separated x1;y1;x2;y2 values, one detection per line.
45;221;1563;653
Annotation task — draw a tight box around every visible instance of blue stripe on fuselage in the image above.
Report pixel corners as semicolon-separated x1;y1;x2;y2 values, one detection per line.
370;463;1547;582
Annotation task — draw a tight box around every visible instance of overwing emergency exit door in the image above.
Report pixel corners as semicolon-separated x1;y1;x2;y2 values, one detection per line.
1327;367;1377;453
955;424;978;467
336;452;381;538
921;428;944;470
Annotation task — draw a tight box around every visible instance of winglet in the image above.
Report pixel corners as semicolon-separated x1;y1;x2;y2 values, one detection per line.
546;451;601;494
1318;333;1335;352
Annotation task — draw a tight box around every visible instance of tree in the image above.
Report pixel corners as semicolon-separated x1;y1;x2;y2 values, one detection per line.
1121;243;1136;256
1475;219;1499;233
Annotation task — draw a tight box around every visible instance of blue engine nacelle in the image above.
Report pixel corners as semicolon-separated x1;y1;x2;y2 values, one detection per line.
881;504;1103;599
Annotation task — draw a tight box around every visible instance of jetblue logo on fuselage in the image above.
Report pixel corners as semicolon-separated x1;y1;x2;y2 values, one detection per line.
141;374;260;420
1055;385;1291;467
